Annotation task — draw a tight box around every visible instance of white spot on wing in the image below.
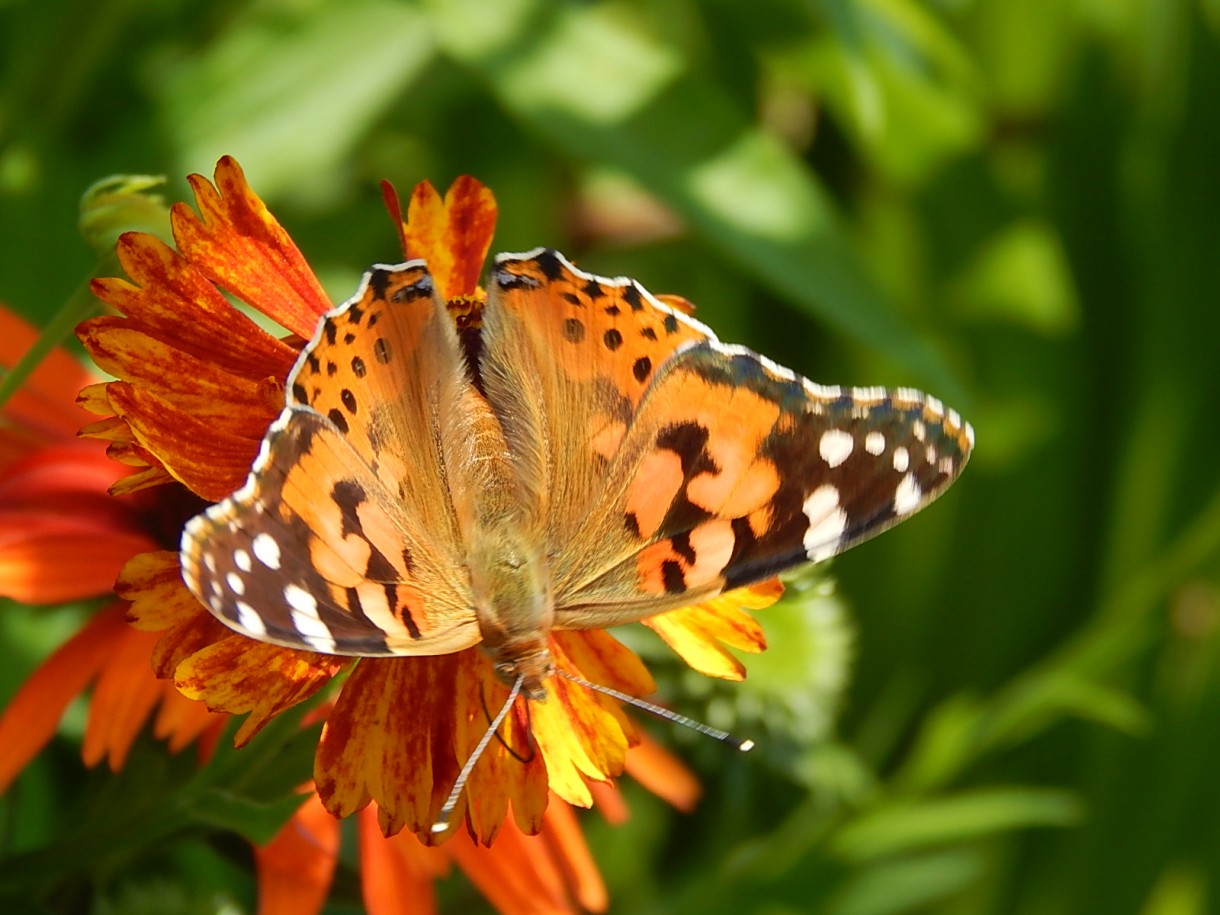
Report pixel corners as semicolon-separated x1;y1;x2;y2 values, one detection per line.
285;584;337;654
234;549;252;573
893;447;910;473
225;572;245;597
864;432;886;456
802;484;848;562
234;601;267;637
819;429;854;468
894;474;923;515
252;532;282;570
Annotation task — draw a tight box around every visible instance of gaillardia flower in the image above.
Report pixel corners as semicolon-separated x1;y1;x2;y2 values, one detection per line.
78;157;778;843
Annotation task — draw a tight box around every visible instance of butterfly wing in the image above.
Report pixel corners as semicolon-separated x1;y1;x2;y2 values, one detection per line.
477;249;972;628
554;342;973;624
180;262;480;656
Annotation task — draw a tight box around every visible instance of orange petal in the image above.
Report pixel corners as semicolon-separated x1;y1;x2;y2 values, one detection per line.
256;792;340;915
109;463;175;496
529;637;643;809
359;807;445;915
402;177;497;300
380;181;410;264
152;681;227;752
451;651;548;844
103;381;265;501
88;234;298;377
81;624;166;770
150;611;232;680
118;550;207;632
315;656;460;838
587;781;629;826
173;636;345;746
0;524;156;604
78;320;283;438
173;157;332;340
538;800;608;912
446;816;576;915
0;606;128;792
0;440;123;501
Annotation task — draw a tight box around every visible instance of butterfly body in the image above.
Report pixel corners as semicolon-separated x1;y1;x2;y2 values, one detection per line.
181;248;973;700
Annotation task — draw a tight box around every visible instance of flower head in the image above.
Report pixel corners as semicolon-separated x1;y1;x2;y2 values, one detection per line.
79;157;779;843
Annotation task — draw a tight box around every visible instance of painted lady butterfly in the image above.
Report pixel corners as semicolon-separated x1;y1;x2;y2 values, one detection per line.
180;249;973;700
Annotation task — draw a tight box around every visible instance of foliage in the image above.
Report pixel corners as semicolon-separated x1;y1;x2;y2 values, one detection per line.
3;0;1220;912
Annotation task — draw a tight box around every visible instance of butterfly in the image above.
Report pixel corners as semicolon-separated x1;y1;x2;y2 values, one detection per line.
180;248;973;701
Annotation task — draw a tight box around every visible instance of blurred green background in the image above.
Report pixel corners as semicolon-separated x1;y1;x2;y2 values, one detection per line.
4;0;1220;912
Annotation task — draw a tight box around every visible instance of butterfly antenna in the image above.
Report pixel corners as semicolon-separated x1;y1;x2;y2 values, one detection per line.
431;673;524;835
558;670;754;752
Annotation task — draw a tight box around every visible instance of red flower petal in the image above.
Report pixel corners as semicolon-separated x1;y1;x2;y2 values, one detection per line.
173;156;332;339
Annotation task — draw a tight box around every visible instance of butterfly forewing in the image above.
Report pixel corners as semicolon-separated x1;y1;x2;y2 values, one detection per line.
479;248;717;548
181;262;480;657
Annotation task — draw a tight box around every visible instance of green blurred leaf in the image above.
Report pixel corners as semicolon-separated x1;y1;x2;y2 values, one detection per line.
159;0;436;203
829;787;1083;863
827;849;983;915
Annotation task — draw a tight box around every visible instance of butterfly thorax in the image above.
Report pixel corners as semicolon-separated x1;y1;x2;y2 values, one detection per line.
443;376;555;700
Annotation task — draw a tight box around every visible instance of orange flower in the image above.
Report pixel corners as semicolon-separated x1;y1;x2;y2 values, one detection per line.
0;308;220;791
79;157;779;844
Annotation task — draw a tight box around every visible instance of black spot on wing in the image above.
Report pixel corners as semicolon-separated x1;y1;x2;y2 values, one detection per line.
661;560;686;594
655;422;717;477
327;408;349;435
622;283;644;312
368;268;392;300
